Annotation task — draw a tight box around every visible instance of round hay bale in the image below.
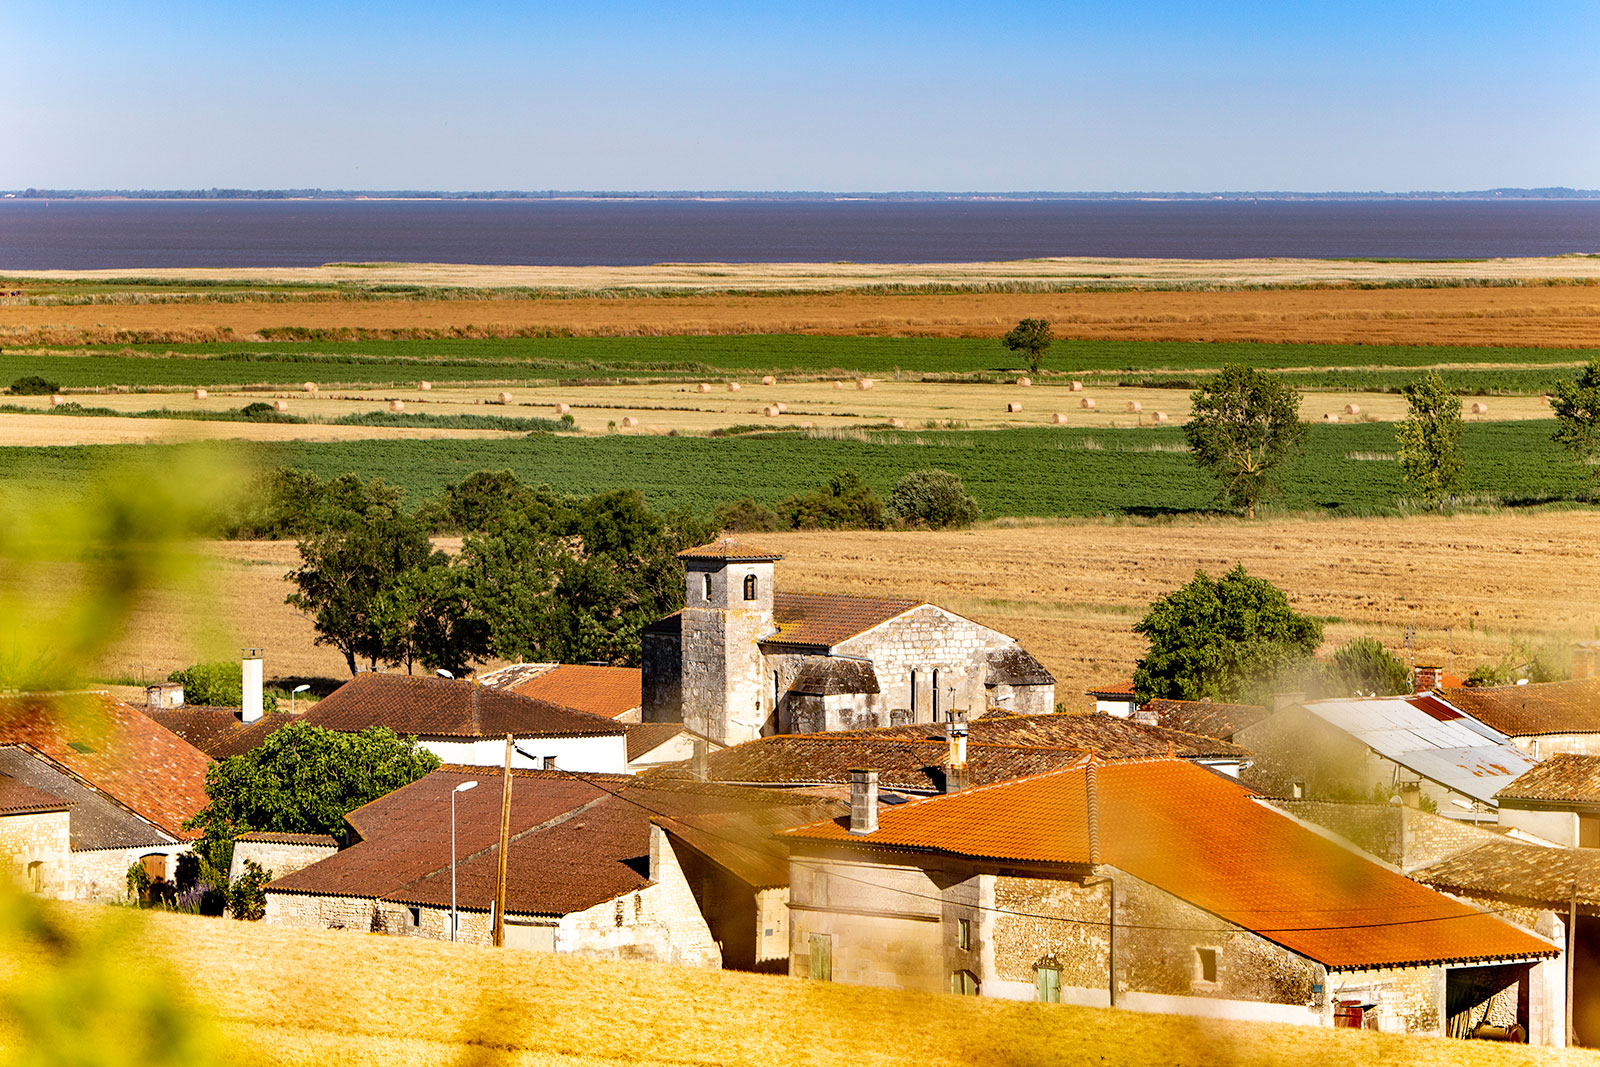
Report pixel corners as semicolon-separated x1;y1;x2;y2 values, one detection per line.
832;380;845;390
1051;412;1068;425
761;375;775;386
389;399;405;413
1126;401;1142;414
1080;398;1096;410
1016;376;1032;387
497;391;513;404
775;402;787;413
1070;381;1084;392
887;418;905;428
273;400;289;413
727;382;741;392
554;402;570;415
1152;411;1170;424
302;382;318;393
1471;401;1489;415
50;394;66;407
418;381;432;391
1007;401;1024;413
620;416;639;428
1323;413;1339;422
763;405;780;417
857;379;875;390
696;383;712;394
1344;403;1361;416
193;388;207;400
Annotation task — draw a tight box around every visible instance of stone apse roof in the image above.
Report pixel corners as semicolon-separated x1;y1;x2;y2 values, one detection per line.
785;758;1556;971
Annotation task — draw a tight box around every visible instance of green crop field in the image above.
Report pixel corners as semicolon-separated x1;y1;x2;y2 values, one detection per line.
2;337;1595;392
4;421;1591;522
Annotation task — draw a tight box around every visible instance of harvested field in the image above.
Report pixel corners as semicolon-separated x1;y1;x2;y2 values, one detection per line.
6;905;1589;1067
95;513;1600;704
0;411;524;446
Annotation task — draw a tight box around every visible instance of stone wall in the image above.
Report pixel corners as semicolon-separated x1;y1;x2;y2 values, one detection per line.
69;843;189;902
1275;801;1503;871
0;810;71;895
231;839;338;883
836;606;1020;725
641;629;682;724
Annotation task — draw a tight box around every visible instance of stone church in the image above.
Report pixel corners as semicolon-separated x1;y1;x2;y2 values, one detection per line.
641;539;1055;746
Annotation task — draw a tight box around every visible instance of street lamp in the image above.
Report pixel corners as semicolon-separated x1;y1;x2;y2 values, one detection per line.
290;683;310;715
450;780;478;941
437;669;454;679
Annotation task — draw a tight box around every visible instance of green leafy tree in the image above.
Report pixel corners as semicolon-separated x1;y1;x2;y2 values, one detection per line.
1395;372;1464;507
887;469;981;529
776;471;887;530
1133;565;1323;703
1000;318;1053;374
369;563;491;676
166;660;278;711
229;468;404;539
1316;637;1410;698
711;497;781;532
1183;365;1306;518
7;375;60;395
226;860;272;921
416;469;561;533
1551;358;1600;483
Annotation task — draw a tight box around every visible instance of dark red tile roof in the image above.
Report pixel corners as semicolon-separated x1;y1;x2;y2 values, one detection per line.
1141;698;1272;740
763;592;922;651
1414;839;1600;909
678;539;785;562
144;707;296;759
503;665;642;720
0;692;211;840
1441;679;1600;738
235;831;339;846
271;768;839;914
786;759;1555;969
0;775;73;815
1494;753;1600;805
624;723;689;762
303;674;624;739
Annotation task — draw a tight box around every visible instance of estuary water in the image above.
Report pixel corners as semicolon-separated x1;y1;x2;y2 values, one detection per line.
1;198;1598;269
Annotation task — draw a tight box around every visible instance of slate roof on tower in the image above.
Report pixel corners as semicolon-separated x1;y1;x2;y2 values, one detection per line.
302;674;624;739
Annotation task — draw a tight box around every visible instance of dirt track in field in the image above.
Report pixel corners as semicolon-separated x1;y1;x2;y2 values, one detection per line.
5;285;1600;347
98;514;1600;704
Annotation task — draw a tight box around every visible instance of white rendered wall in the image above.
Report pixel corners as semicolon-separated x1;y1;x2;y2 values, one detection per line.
421;734;628;774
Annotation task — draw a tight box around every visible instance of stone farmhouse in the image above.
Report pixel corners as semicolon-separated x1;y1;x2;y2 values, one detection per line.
265;766;840;971
781;757;1566;1042
1441;679;1600;758
642;540;1055;747
0;692;210;901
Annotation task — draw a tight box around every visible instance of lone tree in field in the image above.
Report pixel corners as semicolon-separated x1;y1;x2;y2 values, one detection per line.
1000;318;1053;375
1183;365;1305;518
1395;371;1463;507
1551;358;1600;484
1133;565;1323;704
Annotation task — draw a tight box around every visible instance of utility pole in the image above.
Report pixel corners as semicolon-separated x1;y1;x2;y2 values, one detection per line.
493;733;513;948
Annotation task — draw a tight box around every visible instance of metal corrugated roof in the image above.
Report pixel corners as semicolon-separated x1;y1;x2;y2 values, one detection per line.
1297;696;1538;805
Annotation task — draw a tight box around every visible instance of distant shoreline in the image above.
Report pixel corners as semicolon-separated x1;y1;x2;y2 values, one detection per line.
4;189;1600;203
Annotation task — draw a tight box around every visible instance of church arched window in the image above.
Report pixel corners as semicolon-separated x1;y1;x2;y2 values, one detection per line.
744;573;757;601
703;573;713;601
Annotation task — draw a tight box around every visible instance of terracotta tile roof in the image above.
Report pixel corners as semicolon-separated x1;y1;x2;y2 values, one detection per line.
786;758;1555;969
677;538;785;562
867;713;1249;762
303;674;624;739
0;693;211;841
1494;754;1600;806
624;723;689;762
1086;680;1137;698
1413;839;1600;909
271;768;837;914
144;707;296;759
0;746;175;850
1141;698;1272;741
476;663;560;690
0;774;73;815
1441;679;1600;738
762;592;922;651
501;665;642;720
235;831;339;846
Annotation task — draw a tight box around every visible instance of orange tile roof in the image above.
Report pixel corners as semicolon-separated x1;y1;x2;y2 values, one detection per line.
1441;679;1600;738
678;538;785;562
304;673;624;739
785;759;1554;969
1086;680;1137;697
0;692;211;840
506;665;642;720
763;592;922;650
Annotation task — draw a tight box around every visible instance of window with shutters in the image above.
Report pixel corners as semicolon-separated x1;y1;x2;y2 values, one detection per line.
950;970;979;996
1035;966;1061;1003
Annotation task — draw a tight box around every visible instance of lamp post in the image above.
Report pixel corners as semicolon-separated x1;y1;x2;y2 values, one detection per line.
451;780;478;941
290;683;310;715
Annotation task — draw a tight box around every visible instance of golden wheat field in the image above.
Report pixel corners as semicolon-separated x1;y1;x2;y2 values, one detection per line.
95;511;1600;702
4;905;1592;1067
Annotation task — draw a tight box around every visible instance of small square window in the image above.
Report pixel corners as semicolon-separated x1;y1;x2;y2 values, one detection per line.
1196;947;1218;984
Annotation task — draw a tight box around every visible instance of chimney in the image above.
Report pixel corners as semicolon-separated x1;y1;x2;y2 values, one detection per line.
241;648;264;723
1412;664;1443;693
848;768;878;835
690;738;709;780
944;721;970;794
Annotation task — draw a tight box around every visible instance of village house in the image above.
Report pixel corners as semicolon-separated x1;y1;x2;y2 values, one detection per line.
1085;680;1139;717
1131;697;1271;743
0;692;211;900
1441;679;1600;758
479;663;643;722
265;766;841;971
1493;754;1600;848
641;540;1055;747
781;758;1566;1042
1233;694;1538;818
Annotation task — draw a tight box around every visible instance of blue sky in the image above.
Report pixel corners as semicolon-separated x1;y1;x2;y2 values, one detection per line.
4;1;1597;191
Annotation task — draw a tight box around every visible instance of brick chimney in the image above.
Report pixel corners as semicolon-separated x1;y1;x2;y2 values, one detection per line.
690;738;709;780
848;768;878;835
944;721;970;794
1412;664;1443;693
